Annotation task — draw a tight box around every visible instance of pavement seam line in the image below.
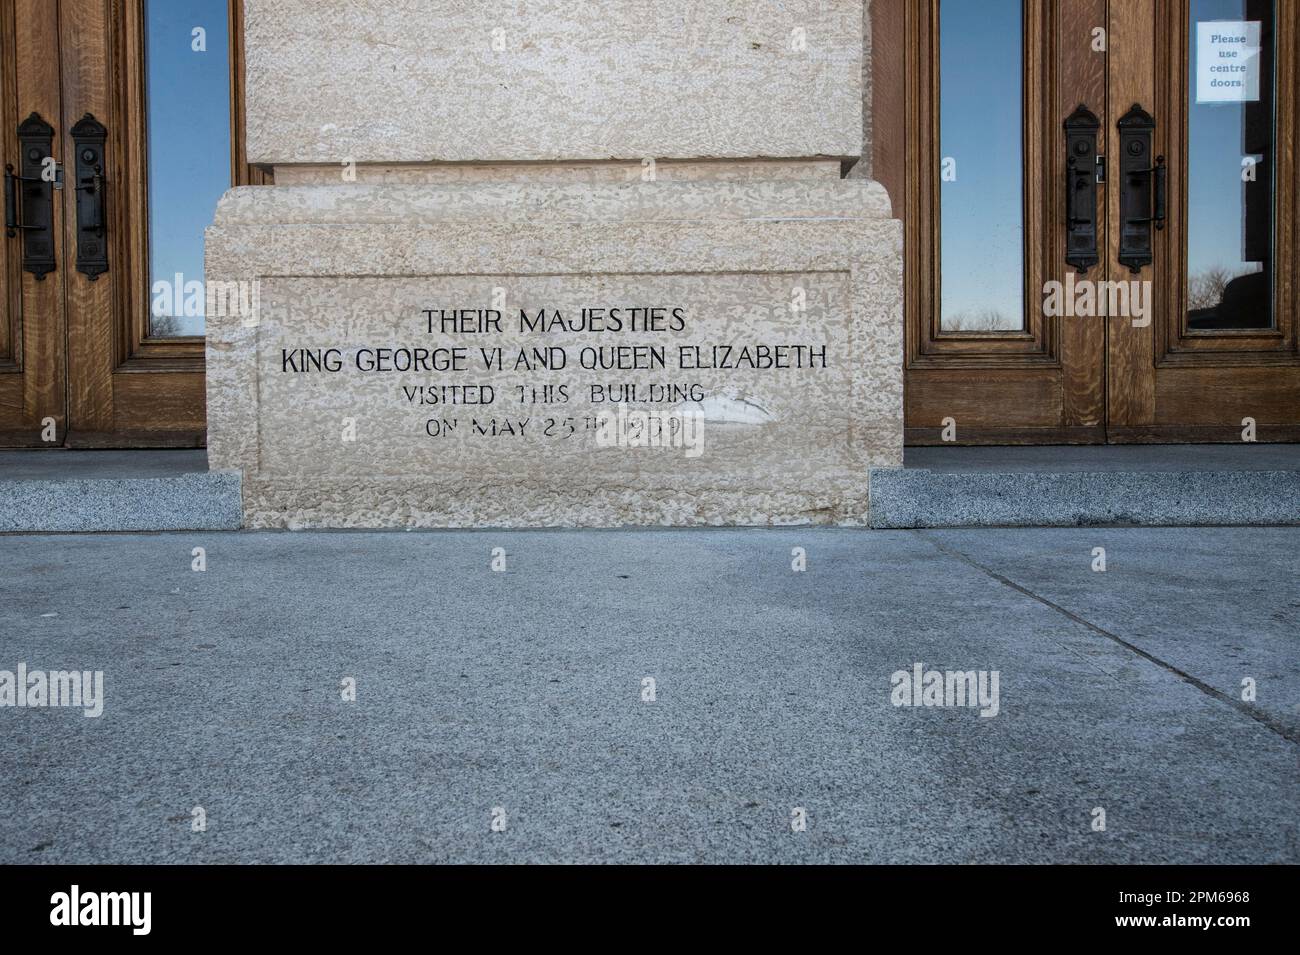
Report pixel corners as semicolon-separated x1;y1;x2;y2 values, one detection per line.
916;531;1300;747
917;533;1127;686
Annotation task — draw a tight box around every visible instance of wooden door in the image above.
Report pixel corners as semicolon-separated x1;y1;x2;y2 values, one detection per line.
877;0;1299;445
0;0;65;446
1;0;259;449
878;0;1110;445
1106;0;1300;442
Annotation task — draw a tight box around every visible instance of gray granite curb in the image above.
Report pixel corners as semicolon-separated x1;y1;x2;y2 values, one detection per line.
869;467;1300;528
5;462;1298;531
0;472;242;532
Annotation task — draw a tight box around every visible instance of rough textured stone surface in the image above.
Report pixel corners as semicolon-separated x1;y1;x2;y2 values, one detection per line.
244;0;864;164
210;177;895;224
271;159;845;186
206;180;904;528
0;473;241;532
848;0;873;179
870;467;1300;528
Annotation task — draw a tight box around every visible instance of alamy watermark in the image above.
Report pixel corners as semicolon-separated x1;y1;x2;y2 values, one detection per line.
1042;273;1151;327
151;273;261;327
890;663;1000;717
0;664;104;717
50;886;150;935
594;403;704;458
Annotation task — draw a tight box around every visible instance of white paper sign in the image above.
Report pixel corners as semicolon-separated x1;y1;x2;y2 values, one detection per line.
1196;20;1261;103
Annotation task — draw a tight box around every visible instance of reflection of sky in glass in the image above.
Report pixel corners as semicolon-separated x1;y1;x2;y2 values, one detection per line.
938;0;1024;332
1187;0;1273;328
146;0;231;337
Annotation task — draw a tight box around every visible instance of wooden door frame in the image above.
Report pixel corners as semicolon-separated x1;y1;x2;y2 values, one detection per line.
876;0;1299;445
63;0;264;448
1106;0;1300;443
875;0;1110;446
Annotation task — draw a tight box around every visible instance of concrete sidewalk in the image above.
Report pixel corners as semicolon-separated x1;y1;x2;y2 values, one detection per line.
0;527;1295;864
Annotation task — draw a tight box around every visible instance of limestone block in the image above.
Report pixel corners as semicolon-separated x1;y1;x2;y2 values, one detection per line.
205;179;901;527
244;0;864;165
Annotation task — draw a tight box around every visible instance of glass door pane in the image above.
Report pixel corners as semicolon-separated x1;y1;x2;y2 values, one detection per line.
1186;0;1275;330
145;0;232;338
937;0;1026;332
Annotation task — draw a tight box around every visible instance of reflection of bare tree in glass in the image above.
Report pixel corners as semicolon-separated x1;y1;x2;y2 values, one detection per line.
150;314;182;338
943;307;1013;331
1187;266;1233;311
1187;263;1267;330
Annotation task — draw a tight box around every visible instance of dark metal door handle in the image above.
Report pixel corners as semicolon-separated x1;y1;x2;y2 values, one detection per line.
1152;155;1166;230
3;164;18;234
1117;103;1161;273
1064;104;1100;274
5;112;56;279
70;113;109;279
